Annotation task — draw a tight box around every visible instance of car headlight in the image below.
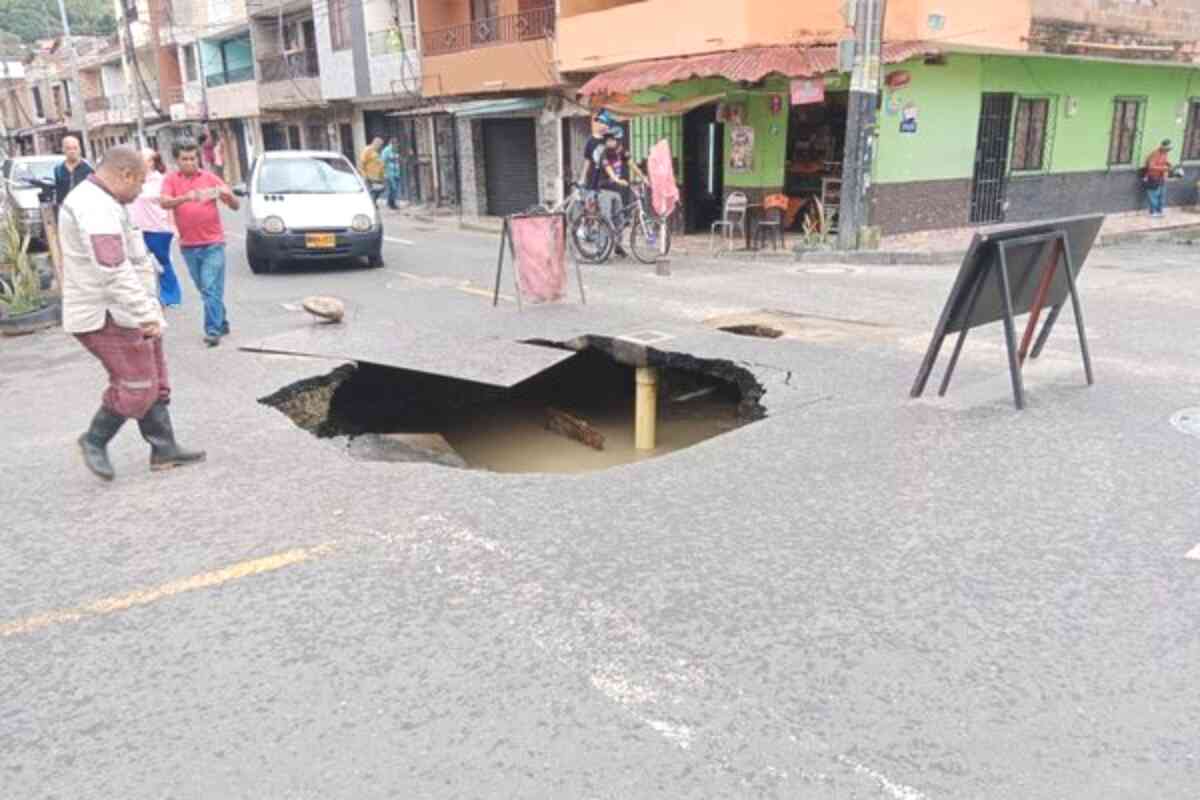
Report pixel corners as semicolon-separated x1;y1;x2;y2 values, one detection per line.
261;215;285;234
351;214;373;232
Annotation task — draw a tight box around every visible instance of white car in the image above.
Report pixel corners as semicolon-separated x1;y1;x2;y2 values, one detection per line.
236;150;383;274
2;155;61;244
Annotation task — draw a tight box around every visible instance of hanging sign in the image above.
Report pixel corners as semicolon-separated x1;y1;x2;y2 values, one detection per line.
790;79;825;106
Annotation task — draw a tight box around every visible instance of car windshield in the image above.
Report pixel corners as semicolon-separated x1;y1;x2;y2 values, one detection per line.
257;157;363;194
10;160;57;184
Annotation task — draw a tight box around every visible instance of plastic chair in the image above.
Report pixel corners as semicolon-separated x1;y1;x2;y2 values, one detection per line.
710;192;749;255
753;194;789;256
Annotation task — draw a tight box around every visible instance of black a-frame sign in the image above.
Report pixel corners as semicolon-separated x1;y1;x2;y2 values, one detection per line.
911;214;1104;410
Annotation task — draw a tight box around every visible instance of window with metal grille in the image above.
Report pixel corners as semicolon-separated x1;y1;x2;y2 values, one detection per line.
330;0;352;51
1011;98;1049;172
1108;98;1143;166
1183;100;1200;161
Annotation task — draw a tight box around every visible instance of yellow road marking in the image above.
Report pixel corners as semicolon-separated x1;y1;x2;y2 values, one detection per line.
0;542;336;638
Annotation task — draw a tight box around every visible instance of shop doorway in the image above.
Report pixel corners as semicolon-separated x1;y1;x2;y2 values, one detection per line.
482;118;538;216
683;104;723;232
229;119;250;180
785;91;847;232
262;123;287;151
339;123;355;163
287;125;302;150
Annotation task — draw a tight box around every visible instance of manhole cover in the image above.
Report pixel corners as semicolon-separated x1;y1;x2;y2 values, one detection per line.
1170;408;1200;438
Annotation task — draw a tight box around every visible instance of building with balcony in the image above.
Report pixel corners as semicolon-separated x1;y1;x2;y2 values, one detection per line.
311;0;422;168
412;0;568;219
248;0;330;153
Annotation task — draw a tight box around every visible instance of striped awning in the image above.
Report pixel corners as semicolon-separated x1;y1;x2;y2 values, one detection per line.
579;41;939;97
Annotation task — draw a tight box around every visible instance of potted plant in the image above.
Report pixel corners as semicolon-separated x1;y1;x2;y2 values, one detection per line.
794;198;836;253
0;211;60;336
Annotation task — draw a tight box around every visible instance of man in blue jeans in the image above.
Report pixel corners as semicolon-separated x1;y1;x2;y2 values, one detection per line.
160;140;240;346
1143;139;1173;218
381;136;407;209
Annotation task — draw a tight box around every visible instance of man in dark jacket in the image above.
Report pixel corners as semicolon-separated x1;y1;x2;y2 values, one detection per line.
53;135;94;209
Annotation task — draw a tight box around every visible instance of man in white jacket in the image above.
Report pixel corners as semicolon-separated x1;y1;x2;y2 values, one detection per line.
59;146;205;481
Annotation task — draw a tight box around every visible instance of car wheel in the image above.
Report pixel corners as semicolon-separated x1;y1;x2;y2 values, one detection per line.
248;255;272;274
367;250;384;269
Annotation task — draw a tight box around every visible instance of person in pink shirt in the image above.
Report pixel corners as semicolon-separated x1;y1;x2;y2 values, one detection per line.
160;139;239;347
129;148;182;307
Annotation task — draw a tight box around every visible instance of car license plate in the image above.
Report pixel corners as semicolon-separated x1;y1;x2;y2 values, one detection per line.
305;233;336;249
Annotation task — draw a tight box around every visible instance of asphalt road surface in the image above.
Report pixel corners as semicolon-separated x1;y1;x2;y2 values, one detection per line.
2;208;1199;798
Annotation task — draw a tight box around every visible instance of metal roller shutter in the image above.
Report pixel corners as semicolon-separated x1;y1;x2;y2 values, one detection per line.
482;118;538;216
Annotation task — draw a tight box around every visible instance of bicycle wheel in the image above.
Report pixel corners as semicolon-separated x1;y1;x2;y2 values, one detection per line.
570;213;615;263
629;214;670;265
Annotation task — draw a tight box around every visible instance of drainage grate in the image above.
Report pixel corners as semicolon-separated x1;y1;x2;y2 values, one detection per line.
1170;408;1200;438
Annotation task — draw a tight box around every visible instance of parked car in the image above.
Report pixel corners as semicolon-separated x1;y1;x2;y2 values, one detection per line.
236;150;383;274
1;155;60;245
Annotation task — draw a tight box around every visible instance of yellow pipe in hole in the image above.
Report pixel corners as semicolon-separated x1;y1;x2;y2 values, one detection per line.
635;366;658;451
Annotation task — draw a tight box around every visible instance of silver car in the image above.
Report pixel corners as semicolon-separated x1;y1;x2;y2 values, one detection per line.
2;155;60;243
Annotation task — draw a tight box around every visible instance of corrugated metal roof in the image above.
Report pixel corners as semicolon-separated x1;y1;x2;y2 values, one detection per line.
579;42;939;97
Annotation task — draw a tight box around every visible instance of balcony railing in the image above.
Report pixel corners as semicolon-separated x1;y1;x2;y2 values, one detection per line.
258;51;319;83
205;64;256;88
421;6;555;57
368;24;418;57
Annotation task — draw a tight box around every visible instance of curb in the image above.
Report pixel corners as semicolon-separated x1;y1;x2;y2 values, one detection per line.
793;248;963;266
1095;223;1200;247
792;221;1200;266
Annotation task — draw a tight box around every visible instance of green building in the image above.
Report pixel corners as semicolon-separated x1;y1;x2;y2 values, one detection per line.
588;45;1200;237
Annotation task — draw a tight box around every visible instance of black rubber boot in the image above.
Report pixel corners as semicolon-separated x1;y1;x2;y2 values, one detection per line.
137;401;207;472
78;408;126;481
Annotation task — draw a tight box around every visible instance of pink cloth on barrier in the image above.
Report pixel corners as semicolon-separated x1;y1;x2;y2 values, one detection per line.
511;215;567;303
648;140;680;218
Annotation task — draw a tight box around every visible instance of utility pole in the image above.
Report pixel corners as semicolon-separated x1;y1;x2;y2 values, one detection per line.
838;0;886;250
120;5;147;147
55;0;93;158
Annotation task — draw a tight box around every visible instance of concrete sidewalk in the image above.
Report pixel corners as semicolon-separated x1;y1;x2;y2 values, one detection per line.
842;207;1200;265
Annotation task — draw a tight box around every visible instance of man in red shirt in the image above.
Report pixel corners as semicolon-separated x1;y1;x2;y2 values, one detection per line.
1142;138;1174;218
161;139;240;346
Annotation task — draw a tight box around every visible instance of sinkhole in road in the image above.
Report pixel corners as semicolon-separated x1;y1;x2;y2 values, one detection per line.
259;339;765;474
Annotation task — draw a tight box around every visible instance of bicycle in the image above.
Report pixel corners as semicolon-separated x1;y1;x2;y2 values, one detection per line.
532;183;616;264
608;180;673;266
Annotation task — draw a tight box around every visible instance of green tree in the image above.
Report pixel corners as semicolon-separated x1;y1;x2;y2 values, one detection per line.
0;0;115;43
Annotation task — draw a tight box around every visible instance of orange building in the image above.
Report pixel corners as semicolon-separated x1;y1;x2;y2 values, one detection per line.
410;1;1037;228
560;1;1030;236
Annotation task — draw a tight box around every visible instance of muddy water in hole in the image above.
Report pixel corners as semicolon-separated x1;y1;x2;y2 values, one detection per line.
441;394;741;474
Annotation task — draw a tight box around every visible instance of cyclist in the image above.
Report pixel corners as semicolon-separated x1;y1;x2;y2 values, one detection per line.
599;132;646;229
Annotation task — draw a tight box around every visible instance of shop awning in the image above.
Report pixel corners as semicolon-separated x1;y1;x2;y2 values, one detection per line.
580;41;939;97
449;97;545;118
602;93;726;119
387;97;545;118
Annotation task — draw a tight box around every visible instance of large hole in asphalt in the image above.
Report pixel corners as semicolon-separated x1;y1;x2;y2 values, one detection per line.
259;339;765;474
